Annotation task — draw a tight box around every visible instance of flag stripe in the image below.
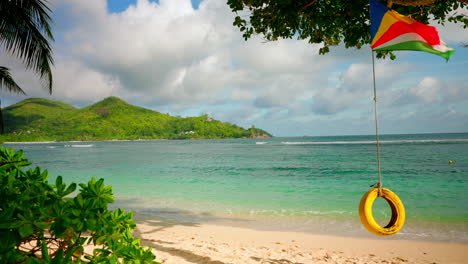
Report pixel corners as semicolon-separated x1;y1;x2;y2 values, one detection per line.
370;1;390;39
369;0;454;60
372;19;441;48
374;41;455;60
374;33;427;49
371;11;401;46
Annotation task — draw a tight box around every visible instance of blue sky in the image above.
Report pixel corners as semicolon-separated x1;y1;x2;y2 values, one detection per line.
1;0;467;136
107;0;203;12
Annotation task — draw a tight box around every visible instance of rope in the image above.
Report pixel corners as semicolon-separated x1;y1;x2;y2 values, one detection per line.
390;0;436;7
371;51;383;196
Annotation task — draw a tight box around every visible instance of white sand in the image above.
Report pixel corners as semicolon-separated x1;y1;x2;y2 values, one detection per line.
133;219;468;264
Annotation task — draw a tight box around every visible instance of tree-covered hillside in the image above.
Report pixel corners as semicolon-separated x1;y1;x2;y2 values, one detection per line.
0;97;271;142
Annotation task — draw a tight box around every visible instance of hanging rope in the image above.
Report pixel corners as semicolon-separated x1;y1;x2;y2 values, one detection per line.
387;0;435;8
371;51;383;196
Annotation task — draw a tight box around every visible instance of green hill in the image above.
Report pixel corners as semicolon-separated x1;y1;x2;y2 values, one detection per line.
2;98;76;129
0;97;271;142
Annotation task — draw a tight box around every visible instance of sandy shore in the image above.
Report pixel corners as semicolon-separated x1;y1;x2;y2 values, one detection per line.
133;219;468;264
2;139;167;144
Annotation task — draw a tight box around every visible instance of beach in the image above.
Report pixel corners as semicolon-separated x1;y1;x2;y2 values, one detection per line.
6;134;468;263
133;219;468;264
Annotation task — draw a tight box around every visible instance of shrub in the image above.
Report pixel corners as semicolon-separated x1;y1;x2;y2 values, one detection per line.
0;147;158;263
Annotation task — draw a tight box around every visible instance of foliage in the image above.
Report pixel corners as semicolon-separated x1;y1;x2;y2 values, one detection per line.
0;146;158;263
0;66;25;96
0;97;272;142
227;0;468;59
1;0;55;135
0;0;55;93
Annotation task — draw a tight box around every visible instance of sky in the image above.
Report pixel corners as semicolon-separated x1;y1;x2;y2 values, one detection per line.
1;0;467;136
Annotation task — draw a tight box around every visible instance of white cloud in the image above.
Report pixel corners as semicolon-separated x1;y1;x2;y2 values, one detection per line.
48;0;347;111
2;0;467;136
51;58;122;104
391;76;468;107
311;61;411;115
410;77;442;103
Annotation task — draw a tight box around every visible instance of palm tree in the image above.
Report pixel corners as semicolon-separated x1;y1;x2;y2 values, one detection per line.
0;0;54;133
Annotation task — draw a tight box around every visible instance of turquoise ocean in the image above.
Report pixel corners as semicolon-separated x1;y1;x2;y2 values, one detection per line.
5;133;468;243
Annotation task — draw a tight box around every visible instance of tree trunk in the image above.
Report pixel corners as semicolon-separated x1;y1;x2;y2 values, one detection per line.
0;98;4;134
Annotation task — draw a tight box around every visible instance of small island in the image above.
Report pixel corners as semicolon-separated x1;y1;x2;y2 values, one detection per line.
0;97;272;142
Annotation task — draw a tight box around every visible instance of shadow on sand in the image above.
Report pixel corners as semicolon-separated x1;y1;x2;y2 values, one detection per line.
118;200;252;264
139;237;227;264
131;209;241;264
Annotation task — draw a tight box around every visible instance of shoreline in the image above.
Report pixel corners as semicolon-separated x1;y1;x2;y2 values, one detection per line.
133;219;468;264
1;137;273;144
1;139;169;144
128;209;468;245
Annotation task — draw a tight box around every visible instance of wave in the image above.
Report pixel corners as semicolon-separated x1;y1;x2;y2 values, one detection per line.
64;144;95;148
281;139;468;145
256;142;267;145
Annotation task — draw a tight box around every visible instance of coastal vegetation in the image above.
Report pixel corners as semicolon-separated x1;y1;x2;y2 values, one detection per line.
0;146;158;263
0;96;271;142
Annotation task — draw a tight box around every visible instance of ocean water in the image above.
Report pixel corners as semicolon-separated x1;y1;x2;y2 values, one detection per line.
4;133;468;243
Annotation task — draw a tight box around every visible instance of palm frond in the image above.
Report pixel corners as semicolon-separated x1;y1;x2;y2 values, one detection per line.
0;0;54;93
0;66;26;95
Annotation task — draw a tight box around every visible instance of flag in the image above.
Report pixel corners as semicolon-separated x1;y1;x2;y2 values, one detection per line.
370;0;455;60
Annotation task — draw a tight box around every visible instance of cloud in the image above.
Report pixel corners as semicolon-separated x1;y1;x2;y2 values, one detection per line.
410;77;442;104
310;61;411;115
2;0;467;136
56;0;232;105
390;76;468;107
50;58;122;105
49;0;346;111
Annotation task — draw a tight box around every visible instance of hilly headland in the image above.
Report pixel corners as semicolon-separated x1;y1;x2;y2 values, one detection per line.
0;96;271;142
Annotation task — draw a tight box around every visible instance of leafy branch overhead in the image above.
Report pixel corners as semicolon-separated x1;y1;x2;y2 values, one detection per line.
227;0;467;58
0;0;55;93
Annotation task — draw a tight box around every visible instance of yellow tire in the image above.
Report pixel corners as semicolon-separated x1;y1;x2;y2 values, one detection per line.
359;187;405;236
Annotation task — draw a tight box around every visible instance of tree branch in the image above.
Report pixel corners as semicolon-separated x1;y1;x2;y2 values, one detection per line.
302;0;318;10
391;0;436;6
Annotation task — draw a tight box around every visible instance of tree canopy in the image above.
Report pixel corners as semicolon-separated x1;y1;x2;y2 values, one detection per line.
0;0;55;134
0;0;54;93
227;0;467;58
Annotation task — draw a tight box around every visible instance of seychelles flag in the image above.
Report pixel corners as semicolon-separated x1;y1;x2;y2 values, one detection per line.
370;0;455;60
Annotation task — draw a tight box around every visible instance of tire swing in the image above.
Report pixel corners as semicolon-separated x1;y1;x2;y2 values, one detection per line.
358;50;406;235
358;48;406;236
359;0;451;236
359;187;405;236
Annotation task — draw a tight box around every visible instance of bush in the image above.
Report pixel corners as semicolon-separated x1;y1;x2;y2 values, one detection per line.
0;147;158;263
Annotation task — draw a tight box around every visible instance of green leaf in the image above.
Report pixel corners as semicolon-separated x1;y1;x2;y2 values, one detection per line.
63;183;77;196
71;209;81;217
56;176;64;192
76;221;84;231
0;222;18;229
42;240;51;262
75;195;84;207
26;259;41;264
19;224;34;237
51;249;64;264
34;221;50;230
95;235;107;245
